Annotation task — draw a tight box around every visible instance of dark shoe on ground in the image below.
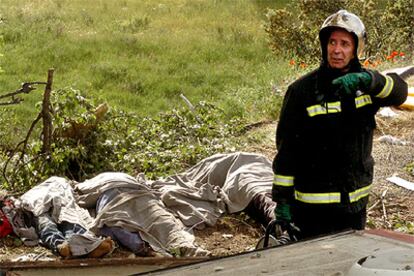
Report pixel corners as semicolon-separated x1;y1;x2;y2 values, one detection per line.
144;248;164;258
136;246;164;258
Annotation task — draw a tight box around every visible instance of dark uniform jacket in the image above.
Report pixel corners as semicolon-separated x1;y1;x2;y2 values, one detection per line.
272;62;408;214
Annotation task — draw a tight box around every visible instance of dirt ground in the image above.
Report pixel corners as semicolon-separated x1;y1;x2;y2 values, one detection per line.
1;76;413;262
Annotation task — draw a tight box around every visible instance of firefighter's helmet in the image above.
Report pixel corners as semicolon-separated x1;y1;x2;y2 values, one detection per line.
319;10;366;59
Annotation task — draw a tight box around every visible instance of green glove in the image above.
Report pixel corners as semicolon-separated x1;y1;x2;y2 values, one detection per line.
274;202;292;237
275;202;291;222
332;72;372;96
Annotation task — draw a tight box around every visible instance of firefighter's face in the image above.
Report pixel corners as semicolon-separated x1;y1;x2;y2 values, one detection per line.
327;29;355;71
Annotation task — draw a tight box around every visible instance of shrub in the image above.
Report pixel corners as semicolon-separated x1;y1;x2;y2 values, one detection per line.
1;87;246;192
264;0;413;63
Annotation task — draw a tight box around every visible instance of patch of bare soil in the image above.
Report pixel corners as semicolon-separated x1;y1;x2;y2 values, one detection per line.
0;236;53;262
194;215;263;257
369;108;414;229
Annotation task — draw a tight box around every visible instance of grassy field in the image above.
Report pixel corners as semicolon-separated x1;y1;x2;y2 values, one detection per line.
0;0;411;190
0;0;295;127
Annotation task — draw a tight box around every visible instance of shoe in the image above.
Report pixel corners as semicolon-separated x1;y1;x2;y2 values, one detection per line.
145;248;164;258
87;237;114;258
57;241;72;258
135;245;163;258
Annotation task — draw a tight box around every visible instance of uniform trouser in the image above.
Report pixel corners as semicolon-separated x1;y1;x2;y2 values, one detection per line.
35;213;86;254
244;193;276;228
292;205;366;240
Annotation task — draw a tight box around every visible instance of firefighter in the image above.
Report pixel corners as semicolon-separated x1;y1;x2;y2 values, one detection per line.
272;10;408;239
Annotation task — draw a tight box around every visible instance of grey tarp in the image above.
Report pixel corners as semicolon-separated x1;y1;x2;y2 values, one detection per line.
17;177;105;256
18;152;274;257
74;172;206;256
18;176;93;229
75;152;273;256
150;152;273;228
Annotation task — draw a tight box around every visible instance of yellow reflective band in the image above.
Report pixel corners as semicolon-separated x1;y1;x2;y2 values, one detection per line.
349;184;371;203
375;76;394;98
355;95;372;108
307;101;341;117
273;174;294;187
294;190;341;204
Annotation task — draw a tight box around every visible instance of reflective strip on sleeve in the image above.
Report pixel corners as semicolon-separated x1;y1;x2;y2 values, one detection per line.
349;184;371;203
273;174;294;187
355;95;372;108
375;76;394;99
307;101;341;117
294;190;341;204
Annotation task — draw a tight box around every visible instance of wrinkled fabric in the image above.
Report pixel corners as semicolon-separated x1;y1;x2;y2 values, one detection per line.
18;152;274;257
65;232;106;256
96;188;147;255
3;199;39;246
75;172;206;256
19;177;93;229
74;173;142;208
36;213;88;255
0;208;13;238
74;153;273;256
152;152;273;228
19;177;104;255
98;226;146;255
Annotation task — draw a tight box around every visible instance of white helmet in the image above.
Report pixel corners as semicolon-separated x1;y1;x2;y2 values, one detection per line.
319;10;366;59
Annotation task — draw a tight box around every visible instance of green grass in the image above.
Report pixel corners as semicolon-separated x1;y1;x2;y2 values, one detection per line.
0;0;294;131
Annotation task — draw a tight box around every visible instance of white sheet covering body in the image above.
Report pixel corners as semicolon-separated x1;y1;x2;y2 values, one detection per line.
18;177;104;256
17;152;274;257
19;176;93;229
74;172;207;256
151;152;273;228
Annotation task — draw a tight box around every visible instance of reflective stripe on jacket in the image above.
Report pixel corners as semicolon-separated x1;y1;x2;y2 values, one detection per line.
272;66;408;213
273;177;371;205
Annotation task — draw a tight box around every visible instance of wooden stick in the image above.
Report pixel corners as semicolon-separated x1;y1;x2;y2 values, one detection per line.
41;69;54;154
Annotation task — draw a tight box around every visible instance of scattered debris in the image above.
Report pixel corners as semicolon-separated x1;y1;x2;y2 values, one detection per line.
368;189;387;213
377;107;399;118
367;189;391;228
381;189;389;226
214;266;225;272
11;252;54;262
377;135;408;146
386;176;414;191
